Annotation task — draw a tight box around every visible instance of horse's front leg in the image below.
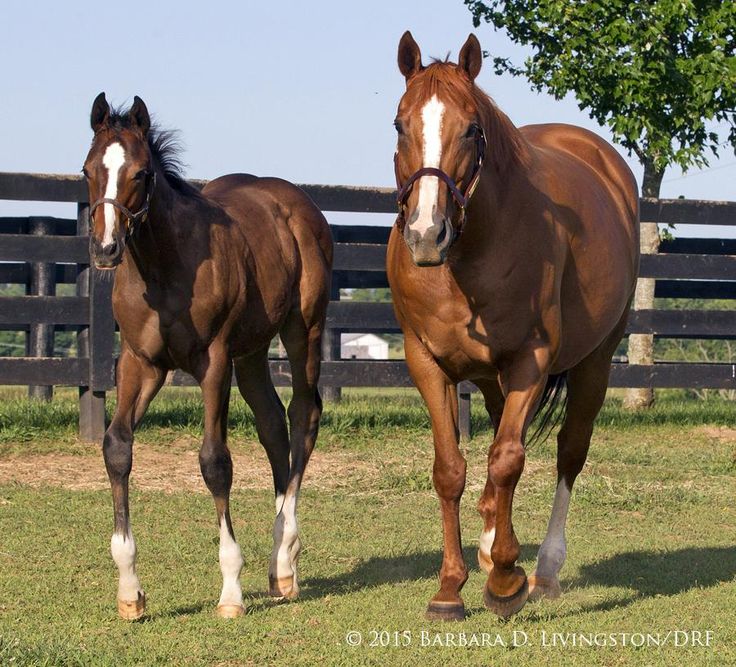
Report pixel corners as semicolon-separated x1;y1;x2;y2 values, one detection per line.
405;333;467;621
104;346;164;620
483;348;550;618
195;345;244;618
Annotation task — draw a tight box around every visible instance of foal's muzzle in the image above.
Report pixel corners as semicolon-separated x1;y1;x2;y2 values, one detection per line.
403;216;454;267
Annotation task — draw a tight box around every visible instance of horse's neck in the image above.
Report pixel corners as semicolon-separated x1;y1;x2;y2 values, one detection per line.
126;177;208;284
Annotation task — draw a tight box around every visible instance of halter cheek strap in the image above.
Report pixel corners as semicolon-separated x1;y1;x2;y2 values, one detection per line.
395;126;486;240
89;172;156;240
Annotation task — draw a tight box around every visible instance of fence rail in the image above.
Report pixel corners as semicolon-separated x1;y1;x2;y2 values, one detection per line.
1;171;736;441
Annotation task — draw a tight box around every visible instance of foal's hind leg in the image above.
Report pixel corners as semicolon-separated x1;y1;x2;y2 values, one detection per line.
270;316;325;599
529;326;625;601
474;378;505;574
103;346;165;620
195;345;244;618
233;349;291;594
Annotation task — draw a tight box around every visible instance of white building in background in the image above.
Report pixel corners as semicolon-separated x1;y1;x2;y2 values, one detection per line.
340;333;389;360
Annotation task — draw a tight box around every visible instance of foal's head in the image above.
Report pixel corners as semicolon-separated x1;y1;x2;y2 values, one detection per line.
83;93;155;269
394;32;487;267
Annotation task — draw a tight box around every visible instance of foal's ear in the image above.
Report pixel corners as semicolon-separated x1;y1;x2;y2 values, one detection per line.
398;31;423;81
129;96;151;137
458;34;483;81
90;92;110;132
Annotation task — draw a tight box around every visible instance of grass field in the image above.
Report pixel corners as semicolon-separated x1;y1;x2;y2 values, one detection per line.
0;388;734;666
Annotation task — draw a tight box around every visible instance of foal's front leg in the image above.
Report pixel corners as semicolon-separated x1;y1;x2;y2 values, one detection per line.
195;346;244;618
405;333;468;621
104;347;164;620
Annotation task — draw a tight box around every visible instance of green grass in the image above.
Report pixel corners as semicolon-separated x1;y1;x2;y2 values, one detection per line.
0;390;735;665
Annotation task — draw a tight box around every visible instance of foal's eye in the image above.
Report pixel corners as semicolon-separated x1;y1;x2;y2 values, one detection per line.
394;120;404;135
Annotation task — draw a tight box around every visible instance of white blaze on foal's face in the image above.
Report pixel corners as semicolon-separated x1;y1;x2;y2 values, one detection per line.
101;142;127;247
409;94;446;236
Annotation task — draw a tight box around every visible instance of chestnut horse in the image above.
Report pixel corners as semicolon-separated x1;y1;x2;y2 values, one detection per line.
387;33;639;620
83;94;332;619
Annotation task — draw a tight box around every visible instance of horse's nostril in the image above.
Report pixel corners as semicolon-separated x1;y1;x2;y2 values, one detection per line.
102;241;117;257
436;224;448;246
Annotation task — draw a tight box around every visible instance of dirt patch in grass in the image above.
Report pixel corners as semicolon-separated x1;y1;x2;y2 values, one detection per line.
0;440;379;494
699;425;736;442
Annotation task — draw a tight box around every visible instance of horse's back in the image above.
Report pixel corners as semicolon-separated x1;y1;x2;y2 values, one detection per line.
522;123;639;233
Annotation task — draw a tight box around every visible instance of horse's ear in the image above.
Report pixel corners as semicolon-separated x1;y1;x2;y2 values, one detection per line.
398;31;423;81
90;92;110;132
129;96;151;137
458;34;482;81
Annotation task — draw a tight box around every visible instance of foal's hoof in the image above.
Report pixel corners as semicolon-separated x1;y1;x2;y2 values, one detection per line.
528;573;562;601
425;599;466;622
483;568;529;618
216;604;245;619
477;548;493;574
117;591;146;621
269;575;299;600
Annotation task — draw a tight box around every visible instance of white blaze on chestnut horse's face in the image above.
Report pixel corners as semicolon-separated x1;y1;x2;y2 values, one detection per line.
409;94;446;236
101;142;127;247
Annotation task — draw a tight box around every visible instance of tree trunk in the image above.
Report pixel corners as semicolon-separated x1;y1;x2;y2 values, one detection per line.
623;158;664;410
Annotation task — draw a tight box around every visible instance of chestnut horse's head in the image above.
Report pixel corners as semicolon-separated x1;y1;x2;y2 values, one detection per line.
83;93;156;270
394;32;487;267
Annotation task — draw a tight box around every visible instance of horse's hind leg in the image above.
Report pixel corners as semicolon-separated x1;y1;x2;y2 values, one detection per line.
232;349;291;594
104;346;164;620
195;345;244;618
271;315;325;600
473;378;505;574
529;321;626;601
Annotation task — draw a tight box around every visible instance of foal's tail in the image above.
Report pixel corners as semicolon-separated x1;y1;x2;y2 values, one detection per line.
526;372;568;448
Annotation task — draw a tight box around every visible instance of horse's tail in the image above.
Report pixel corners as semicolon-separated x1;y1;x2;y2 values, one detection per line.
526;372;568;448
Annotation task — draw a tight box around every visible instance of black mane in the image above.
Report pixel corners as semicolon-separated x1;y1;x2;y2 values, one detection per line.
106;105;199;195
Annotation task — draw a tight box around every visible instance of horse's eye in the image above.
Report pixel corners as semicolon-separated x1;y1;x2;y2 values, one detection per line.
465;124;480;139
394;120;404;135
133;170;149;181
82;167;89;178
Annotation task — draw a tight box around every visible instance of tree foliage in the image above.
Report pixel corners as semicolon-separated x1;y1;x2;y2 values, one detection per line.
464;0;736;174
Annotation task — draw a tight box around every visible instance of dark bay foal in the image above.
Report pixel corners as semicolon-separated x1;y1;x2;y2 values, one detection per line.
83;93;332;619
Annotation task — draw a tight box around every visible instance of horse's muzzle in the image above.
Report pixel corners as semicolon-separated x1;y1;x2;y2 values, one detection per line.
90;236;125;270
403;216;454;267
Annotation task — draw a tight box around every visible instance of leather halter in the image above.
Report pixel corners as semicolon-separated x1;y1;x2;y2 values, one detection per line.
394;126;486;238
89;172;156;240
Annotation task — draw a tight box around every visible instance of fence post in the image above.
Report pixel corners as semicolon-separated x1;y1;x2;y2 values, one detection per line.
27;217;55;400
76;203;108;442
458;381;472;442
321;281;342;402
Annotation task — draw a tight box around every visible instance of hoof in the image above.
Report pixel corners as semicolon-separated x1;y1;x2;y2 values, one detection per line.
483;569;529;618
117;592;146;621
477;548;493;574
425;599;465;622
528;573;562;601
216;603;245;619
269;575;299;600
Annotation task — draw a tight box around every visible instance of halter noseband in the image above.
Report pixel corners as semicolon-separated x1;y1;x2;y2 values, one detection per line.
394;126;486;239
88;172;156;241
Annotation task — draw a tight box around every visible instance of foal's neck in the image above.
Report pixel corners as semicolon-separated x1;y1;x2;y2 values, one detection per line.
125;170;207;283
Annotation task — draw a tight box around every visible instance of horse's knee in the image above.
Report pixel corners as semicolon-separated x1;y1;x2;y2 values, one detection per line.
103;427;133;482
488;437;525;488
199;442;233;498
433;456;466;500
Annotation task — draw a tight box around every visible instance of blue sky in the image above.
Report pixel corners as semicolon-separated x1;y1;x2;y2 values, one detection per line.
2;0;734;231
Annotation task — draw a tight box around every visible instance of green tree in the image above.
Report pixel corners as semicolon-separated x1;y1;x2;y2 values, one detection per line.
465;0;736;407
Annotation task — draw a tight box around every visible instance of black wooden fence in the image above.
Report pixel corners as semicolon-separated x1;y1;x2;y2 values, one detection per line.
1;172;736;442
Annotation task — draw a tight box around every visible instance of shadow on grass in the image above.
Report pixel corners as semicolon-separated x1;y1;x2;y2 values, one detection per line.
297;544;540;601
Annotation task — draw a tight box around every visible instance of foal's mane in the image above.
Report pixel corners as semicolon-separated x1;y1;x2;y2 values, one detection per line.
105;106;201;196
417;62;530;173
